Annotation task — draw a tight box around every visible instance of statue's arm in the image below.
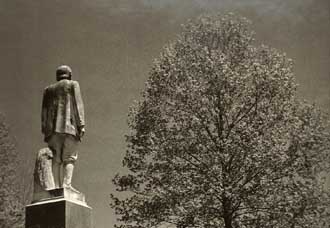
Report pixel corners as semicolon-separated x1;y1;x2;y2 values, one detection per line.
41;88;48;134
72;81;85;130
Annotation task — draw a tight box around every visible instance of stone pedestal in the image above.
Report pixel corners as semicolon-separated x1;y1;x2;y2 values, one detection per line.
25;188;92;228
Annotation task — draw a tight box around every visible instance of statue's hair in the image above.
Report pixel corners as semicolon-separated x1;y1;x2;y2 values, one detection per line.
56;65;72;81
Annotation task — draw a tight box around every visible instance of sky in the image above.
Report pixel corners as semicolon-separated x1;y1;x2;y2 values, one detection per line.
0;0;329;227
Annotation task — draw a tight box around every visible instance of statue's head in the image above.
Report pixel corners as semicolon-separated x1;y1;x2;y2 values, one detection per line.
56;65;72;81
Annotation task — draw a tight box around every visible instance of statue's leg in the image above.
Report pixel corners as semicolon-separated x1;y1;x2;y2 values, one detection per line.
47;134;63;188
62;135;78;189
59;163;64;187
63;162;74;188
52;162;61;188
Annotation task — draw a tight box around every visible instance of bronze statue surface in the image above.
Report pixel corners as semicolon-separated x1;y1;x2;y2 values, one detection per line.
35;65;86;199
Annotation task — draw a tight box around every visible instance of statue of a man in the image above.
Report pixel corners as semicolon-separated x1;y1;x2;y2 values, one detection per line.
41;65;85;190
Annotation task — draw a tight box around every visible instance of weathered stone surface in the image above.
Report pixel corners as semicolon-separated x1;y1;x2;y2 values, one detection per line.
34;147;55;192
41;65;86;189
25;198;92;228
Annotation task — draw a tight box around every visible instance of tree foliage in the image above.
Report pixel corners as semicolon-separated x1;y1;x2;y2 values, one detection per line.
111;14;330;228
0;114;24;228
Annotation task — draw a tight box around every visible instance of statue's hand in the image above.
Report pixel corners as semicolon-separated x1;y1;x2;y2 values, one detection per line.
78;127;85;139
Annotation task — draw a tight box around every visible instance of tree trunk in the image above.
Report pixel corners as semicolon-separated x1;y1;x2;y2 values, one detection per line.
224;215;233;228
223;197;233;228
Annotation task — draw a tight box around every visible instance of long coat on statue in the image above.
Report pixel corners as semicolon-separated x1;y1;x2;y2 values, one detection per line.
41;79;85;141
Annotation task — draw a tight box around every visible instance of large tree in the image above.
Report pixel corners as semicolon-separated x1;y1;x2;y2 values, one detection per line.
0;114;24;228
111;14;330;228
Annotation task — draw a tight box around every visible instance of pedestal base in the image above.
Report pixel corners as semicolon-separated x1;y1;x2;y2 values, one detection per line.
25;198;92;228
